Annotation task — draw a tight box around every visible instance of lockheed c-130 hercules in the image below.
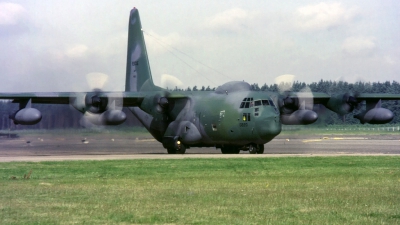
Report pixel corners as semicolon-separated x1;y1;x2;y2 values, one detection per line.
1;8;400;154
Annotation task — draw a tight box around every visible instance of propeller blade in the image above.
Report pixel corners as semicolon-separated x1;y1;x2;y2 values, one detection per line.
274;74;295;93
161;74;184;90
86;72;109;90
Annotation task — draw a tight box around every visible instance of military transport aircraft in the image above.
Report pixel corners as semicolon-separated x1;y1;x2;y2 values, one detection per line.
1;8;400;154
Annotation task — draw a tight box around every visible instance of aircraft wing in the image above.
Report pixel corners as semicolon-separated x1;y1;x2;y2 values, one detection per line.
277;91;400;124
0;91;149;126
353;93;400;100
0;92;145;107
284;92;400;104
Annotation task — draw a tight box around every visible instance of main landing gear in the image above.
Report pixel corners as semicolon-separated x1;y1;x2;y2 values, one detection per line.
220;144;264;154
221;146;240;154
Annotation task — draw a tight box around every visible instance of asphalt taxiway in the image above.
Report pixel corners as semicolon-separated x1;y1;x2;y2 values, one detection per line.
0;132;399;162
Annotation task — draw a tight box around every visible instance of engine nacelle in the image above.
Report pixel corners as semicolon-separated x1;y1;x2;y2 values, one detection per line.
99;109;127;125
84;110;127;126
11;108;42;125
280;109;318;125
354;108;393;124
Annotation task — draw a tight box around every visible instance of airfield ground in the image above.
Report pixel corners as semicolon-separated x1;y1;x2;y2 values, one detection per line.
0;129;399;161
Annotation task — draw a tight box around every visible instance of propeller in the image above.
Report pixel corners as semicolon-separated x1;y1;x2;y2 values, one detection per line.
344;92;362;111
274;74;295;93
155;74;183;115
70;72;126;127
161;74;185;90
275;74;317;125
275;74;314;112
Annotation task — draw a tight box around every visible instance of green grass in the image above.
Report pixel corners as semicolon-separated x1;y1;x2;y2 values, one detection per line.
1;157;399;224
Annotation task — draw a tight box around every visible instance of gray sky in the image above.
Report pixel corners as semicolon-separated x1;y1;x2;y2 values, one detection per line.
0;0;399;92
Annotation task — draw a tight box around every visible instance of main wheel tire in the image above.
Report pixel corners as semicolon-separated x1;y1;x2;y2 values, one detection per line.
176;145;186;154
249;145;257;154
256;144;264;154
221;146;240;154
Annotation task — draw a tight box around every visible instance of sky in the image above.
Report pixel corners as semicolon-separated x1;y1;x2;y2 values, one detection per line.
0;0;399;92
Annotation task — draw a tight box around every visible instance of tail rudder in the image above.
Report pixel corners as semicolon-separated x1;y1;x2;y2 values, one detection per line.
125;8;159;92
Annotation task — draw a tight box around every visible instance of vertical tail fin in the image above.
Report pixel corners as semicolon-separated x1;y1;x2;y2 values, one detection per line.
125;8;159;92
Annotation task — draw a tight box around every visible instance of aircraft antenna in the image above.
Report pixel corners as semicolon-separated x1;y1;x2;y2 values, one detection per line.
145;35;216;86
143;30;235;85
143;30;234;81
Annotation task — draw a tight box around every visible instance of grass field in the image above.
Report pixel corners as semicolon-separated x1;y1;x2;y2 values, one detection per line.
1;157;399;224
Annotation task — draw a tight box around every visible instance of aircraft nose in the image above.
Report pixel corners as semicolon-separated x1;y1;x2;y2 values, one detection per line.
256;117;281;141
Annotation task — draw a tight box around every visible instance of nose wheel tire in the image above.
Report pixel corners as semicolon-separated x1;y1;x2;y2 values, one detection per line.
249;144;264;154
167;145;186;154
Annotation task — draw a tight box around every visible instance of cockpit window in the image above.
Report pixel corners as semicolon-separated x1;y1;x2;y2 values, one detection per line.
239;97;254;108
251;99;276;107
269;100;275;106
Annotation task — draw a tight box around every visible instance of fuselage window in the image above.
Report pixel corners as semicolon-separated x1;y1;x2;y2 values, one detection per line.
254;107;260;117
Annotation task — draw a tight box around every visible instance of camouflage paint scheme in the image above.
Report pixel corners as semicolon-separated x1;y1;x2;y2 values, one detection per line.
1;8;400;154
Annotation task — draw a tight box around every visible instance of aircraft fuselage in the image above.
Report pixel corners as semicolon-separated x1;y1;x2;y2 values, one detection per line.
131;87;281;152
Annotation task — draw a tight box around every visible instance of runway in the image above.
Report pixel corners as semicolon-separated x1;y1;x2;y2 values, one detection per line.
0;132;399;162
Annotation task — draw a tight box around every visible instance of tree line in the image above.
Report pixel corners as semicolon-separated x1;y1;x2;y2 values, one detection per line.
0;80;399;130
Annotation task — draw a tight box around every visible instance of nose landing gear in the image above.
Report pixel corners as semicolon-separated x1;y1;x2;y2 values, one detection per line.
163;136;186;154
249;144;264;154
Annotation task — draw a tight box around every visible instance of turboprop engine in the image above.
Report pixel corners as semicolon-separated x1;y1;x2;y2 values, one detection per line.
278;92;318;125
325;93;394;124
325;93;359;115
70;92;126;126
